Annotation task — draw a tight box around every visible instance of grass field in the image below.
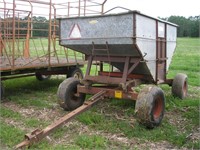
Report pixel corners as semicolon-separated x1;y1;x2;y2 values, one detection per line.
0;38;200;149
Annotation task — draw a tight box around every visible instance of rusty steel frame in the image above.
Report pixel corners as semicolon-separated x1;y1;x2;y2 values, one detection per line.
76;41;148;102
0;0;107;79
84;52;149;85
78;85;138;100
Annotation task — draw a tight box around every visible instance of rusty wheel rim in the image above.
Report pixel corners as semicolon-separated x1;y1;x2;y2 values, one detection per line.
153;96;163;120
183;81;187;97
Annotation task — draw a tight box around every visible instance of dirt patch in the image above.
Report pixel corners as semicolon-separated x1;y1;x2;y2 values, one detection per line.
165;110;188;132
188;86;200;98
2;101;65;122
1;118;26;130
186;128;200;142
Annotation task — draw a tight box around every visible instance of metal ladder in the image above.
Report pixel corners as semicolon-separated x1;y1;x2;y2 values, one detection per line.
91;41;112;75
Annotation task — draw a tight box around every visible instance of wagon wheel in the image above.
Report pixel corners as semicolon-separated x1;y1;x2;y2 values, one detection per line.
35;72;51;81
172;73;188;99
67;67;83;80
135;85;165;129
0;82;4;100
57;77;86;111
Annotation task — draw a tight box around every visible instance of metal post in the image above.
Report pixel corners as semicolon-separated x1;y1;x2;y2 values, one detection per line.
48;0;52;67
83;0;86;16
29;1;33;38
78;0;81;16
68;2;70;17
12;0;16;69
52;4;59;64
122;56;130;83
101;0;107;14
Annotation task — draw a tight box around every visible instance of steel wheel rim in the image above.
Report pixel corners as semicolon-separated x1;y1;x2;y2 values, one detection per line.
73;72;82;79
41;75;49;79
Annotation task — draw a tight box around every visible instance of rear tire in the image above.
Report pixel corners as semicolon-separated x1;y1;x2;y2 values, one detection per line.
172;73;188;99
35;72;51;81
57;77;86;111
135;85;165;129
67;67;83;80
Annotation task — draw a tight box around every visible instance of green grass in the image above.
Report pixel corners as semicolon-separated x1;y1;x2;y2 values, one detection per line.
1;38;200;149
24;118;50;128
75;134;108;149
77;110;186;146
77;110;105;126
0;122;25;147
0;107;22;120
167;38;200;86
4;77;61;108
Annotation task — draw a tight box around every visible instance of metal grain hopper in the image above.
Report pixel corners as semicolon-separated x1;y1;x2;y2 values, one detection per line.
59;11;178;84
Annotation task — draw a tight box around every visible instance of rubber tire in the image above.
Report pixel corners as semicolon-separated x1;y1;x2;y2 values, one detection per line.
1;82;4;100
135;85;165;129
35;73;51;81
67;67;83;80
57;77;86;111
172;73;188;99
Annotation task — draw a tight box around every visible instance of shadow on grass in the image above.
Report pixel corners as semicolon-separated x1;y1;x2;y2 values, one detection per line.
3;76;64;97
2;76;65;107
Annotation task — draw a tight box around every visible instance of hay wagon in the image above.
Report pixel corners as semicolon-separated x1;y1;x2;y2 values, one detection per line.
1;0;107;98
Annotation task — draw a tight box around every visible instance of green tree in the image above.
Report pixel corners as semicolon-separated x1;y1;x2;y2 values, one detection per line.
165;15;199;37
32;16;49;37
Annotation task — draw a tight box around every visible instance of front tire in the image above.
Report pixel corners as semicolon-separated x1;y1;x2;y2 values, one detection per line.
57;77;86;111
135;85;165;129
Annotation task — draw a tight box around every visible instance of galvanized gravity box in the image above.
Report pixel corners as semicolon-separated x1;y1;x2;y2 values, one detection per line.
59;11;177;82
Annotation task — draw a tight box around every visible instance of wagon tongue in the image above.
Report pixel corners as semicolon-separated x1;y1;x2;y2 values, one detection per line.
15;128;43;149
14;90;106;149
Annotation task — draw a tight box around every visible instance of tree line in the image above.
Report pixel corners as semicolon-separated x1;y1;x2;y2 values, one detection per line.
0;16;56;37
161;16;199;37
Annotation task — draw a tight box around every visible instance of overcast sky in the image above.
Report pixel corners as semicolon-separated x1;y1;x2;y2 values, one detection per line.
105;0;200;18
1;0;199;19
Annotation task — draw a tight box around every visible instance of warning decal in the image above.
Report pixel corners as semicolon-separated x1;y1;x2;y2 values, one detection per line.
69;24;81;39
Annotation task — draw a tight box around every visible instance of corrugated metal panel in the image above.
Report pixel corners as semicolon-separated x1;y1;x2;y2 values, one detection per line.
60;13;139;57
136;14;156;80
166;24;177;70
60;13;133;45
158;22;165;38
